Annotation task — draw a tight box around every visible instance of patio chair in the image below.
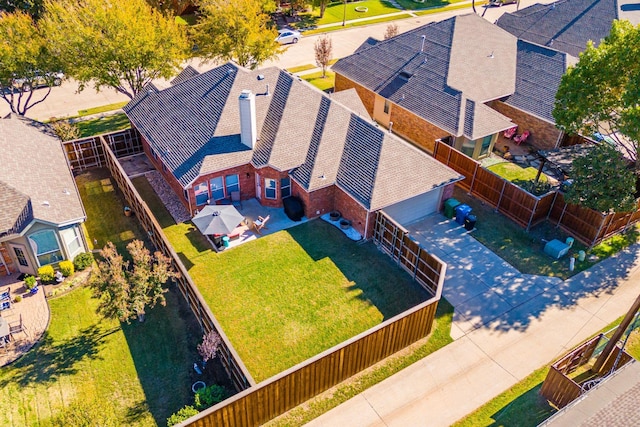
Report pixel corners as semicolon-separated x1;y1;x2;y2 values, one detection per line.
514;130;531;145
503;126;517;139
253;215;270;235
0;300;10;311
9;315;24;338
0;287;9;302
230;191;242;210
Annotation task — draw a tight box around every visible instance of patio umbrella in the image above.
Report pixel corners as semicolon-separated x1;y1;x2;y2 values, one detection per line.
192;205;244;236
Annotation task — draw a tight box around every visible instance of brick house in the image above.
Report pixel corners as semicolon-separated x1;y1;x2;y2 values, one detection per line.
123;63;463;238
332;13;580;157
0;116;87;277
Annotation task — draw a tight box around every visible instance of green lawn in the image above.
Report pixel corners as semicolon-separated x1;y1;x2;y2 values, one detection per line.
76;168;147;253
0;286;199;426
303;70;335;92
76;113;131;138
295;0;400;28
453;187;640;279
77;101;128;117
487;161;548;184
132;177;431;382
395;0;467;10
301;13;413;34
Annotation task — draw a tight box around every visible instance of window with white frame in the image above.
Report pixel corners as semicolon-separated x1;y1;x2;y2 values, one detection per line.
225;174;239;194
194;182;209;206
209;177;225;201
60;226;83;259
265;178;277;199
281;177;291;198
28;229;63;266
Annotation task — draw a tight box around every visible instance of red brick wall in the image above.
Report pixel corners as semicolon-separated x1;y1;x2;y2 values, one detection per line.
142;136;191;212
0;243;15;276
489;101;562;150
254;168;291;208
335;74;451;154
190;164;256;212
335;73;375;114
293;181;335;219
334;186;372;238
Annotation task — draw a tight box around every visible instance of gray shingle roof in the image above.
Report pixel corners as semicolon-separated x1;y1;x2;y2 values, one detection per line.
170;65;200;86
332;13;514;139
495;0;618;58
503;40;572;123
125;63;462;211
0;116;85;234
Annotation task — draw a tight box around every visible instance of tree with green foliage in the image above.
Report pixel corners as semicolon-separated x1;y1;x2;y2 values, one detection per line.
192;0;280;69
91;240;178;323
0;0;44;18
43;0;190;99
565;144;636;213
0;11;60;115
167;405;199;426
145;0;193;16
554;20;640;211
312;0;329;18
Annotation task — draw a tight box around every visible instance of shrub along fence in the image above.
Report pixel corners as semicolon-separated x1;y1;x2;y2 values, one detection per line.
433;141;640;247
64;130;449;426
99;135;255;391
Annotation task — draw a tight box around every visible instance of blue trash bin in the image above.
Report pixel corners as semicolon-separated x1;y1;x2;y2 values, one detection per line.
455;204;472;225
222;236;230;248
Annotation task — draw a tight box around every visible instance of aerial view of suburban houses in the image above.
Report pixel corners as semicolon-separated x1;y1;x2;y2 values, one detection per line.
1;0;640;426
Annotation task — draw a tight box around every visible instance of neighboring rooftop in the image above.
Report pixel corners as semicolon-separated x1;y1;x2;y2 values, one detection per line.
0;115;85;235
502;40;575;123
544;361;640;427
495;0;618;58
332;13;515;140
124;63;462;211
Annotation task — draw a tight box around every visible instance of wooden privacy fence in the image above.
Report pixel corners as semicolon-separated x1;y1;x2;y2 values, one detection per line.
99;135;255;391
92;135;448;427
540;334;634;408
433;140;554;230
433;140;640;247
548;193;640;247
62;128;142;172
373;211;446;298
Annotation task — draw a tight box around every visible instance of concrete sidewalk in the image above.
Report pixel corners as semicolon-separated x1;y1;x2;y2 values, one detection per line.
307;215;640;426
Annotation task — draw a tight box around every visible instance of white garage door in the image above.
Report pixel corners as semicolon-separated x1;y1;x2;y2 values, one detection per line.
383;188;443;227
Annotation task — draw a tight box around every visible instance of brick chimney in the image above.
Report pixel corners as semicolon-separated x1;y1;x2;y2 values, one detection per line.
239;89;256;149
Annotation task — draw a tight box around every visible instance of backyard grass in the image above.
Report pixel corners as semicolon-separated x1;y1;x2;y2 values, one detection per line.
76;112;131;137
487;161;548;183
0;286;200;426
453;187;640;279
287;59;338;74
302;70;335;92
77;101;128;117
266;299;454;426
132;176;431;382
76;168;147;253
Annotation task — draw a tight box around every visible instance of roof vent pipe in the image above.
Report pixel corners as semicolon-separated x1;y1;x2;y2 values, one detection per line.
388;121;393;134
420;35;426;53
266;84;270;96
239;89;257;149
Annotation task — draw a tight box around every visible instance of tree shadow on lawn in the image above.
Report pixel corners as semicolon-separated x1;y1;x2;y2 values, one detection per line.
0;324;116;388
286;221;432;321
119;286;235;426
486;383;556;427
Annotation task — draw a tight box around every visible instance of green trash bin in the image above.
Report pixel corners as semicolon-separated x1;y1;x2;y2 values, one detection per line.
444;198;461;219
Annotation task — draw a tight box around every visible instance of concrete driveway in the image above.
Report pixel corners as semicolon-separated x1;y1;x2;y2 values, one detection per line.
406;214;564;337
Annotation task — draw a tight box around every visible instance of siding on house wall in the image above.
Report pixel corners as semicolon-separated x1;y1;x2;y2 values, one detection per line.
489;100;562;150
335;74;452;154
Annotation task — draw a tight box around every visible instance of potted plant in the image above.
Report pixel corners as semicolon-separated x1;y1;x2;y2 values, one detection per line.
339;219;351;230
329;210;341;221
124;206;132;217
24;275;37;291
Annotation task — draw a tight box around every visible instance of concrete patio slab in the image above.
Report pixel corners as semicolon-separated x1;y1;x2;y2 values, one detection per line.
441;265;490;306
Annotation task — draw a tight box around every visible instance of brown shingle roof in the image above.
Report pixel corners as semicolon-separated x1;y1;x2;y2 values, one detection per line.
0;116;85;233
